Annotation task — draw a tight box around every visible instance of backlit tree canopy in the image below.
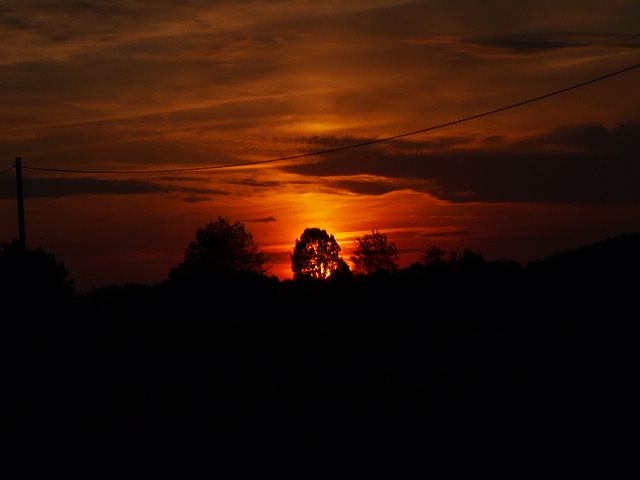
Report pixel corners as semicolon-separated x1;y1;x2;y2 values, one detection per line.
291;227;349;280
170;217;267;282
350;230;399;275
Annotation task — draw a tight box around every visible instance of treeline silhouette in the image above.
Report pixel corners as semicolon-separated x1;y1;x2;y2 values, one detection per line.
5;233;639;476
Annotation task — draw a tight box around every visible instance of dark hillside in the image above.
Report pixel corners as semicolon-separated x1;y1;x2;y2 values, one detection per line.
6;234;639;476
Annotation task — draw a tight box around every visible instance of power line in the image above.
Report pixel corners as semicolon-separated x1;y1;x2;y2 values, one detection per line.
0;165;15;176
20;62;640;175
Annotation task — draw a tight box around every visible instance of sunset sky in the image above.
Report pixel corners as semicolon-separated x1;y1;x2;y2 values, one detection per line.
1;0;639;292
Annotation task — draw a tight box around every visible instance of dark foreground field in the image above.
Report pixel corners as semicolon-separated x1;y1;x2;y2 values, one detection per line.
6;235;639;476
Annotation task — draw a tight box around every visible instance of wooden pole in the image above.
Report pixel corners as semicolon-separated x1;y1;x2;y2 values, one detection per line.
15;157;26;248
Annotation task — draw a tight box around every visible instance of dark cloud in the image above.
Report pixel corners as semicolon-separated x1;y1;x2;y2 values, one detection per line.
1;14;31;31
0;0;209;37
182;196;212;203
329;179;399;196
23;177;166;198
281;121;640;205
0;175;230;199
406;32;640;58
516;121;640;153
244;216;277;223
160;176;211;182
482;33;640;53
478;37;580;55
176;185;230;196
229;178;282;188
421;230;476;238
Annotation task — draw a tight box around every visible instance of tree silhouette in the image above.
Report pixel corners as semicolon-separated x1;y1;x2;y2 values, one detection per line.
0;239;74;300
169;217;267;282
350;230;399;275
291;227;349;280
421;245;447;265
461;248;484;268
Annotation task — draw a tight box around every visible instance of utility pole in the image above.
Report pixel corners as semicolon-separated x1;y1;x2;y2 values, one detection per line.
15;157;26;248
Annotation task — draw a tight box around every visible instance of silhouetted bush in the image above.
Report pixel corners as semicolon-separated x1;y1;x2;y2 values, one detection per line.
528;233;640;278
351;230;399;275
0;239;74;305
169;217;268;284
526;232;640;306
